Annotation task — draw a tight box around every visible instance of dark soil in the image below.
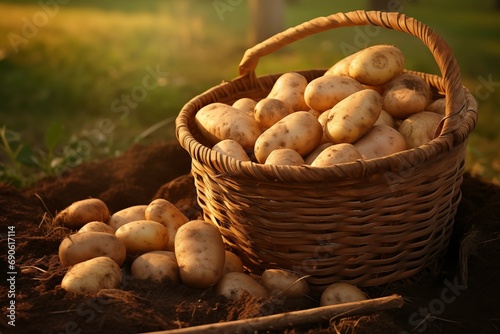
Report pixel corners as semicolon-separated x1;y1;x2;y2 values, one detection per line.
0;141;499;334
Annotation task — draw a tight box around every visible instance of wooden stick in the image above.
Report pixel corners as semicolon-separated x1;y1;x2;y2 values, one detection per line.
142;294;404;334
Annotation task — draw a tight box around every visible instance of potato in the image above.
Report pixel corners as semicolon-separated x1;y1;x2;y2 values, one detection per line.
383;73;431;119
78;221;115;234
58;231;126;267
61;256;122;295
325;89;382;144
130;251;179;284
261;269;309;298
174;220;226;289
232;97;257;116
324;52;357;77
267;72;309;111
317;110;331;144
253;98;293;129
54;198;109;229
115;220;169;255
304;143;332;165
348;45;405;85
265;148;305;166
373;109;395;128
107;205;147;230
254;111;323;163
212;139;251;162
215;272;267;300
195;102;261;149
398;111;443;149
222;250;244;275
320;282;367;306
310;143;362;167
353;124;406;159
304;75;363;112
426;98;446;115
145;198;189;251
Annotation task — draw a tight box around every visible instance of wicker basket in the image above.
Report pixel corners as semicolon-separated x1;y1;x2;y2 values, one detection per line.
175;10;478;289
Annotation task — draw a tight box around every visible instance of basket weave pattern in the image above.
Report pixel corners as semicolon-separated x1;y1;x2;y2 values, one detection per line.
176;11;478;289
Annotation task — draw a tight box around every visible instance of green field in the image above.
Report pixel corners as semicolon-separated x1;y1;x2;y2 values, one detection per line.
1;0;499;186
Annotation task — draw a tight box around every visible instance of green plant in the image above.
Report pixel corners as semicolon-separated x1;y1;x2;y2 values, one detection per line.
0;124;68;187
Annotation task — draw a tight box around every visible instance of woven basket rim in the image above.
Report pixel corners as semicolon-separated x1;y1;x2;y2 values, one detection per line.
175;10;479;183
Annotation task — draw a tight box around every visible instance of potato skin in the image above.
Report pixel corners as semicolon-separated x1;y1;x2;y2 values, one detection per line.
267;72;309;111
383;73;431;119
310;143;362;167
304;143;332;165
61;256;122;295
353;124;406;159
326;89;382;144
254;111;323;163
426;98;446;115
212;139;251;162
253;98;293;130
174;220;226;289
222;250;244;275
215;272;267;300
373;109;395;128
320;282;367;306
232;97;257;116
398;111;443;149
195;102;261;149
58;231;126;267
54;198;109;229
265;148;305;166
108;205;147;230
324;52;357;77
304;75;363;112
261;269;309;298
78;221;116;234
115;220;169;255
130;251;179;284
145;199;189;251
348;45;405;85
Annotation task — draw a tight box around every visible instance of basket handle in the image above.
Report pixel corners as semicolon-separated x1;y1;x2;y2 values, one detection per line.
238;10;466;136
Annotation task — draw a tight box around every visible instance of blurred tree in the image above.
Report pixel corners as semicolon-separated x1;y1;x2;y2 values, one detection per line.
247;0;285;45
370;0;389;10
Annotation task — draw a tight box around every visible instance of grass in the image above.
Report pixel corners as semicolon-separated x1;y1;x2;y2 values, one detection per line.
0;0;499;185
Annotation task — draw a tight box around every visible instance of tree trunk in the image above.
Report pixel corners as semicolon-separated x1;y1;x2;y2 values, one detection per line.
247;0;285;46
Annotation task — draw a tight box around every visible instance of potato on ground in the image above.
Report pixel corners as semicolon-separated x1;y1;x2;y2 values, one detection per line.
59;231;126;267
261;269;309;298
353;124;406;159
212;139;251;162
54;198;109;229
304;75;363;112
320;282;367;306
265;148;305;166
216;272;267;300
131;251;179;284
326;89;383;144
174;220;226;289
222;250;244;275
195;102;261;149
254;111;323;163
310;143;362;167
383;73;431;119
61;256;122;295
115;220;169;255
398;111;443;149
145;198;189;251
78;221;115;234
348;44;405;85
267;72;309;111
107;205;147;230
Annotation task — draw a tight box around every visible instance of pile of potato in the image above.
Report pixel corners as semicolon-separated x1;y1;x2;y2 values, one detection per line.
196;44;446;166
54;197;369;306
